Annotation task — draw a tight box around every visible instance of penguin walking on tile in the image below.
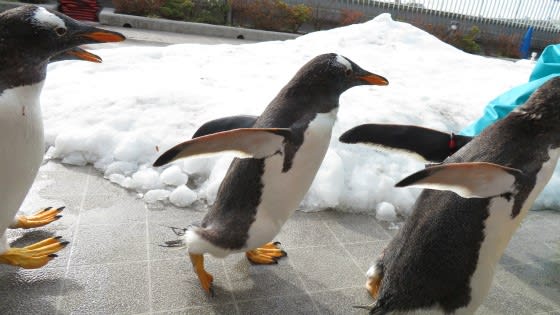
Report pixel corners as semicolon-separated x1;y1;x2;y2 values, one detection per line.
153;53;389;295
0;5;125;268
350;77;560;314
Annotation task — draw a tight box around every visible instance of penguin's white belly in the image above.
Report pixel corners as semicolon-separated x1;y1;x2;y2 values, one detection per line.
0;83;45;252
244;109;337;249
457;147;560;314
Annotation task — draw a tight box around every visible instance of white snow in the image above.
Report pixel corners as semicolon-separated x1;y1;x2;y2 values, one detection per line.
41;13;554;216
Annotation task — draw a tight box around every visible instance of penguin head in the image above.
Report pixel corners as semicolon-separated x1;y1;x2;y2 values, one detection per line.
514;76;560;127
290;53;388;95
0;5;124;68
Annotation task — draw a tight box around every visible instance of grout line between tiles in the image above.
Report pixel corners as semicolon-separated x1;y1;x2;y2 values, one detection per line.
321;220;366;274
221;259;241;315
55;165;92;315
285;255;322;314
145;206;154;314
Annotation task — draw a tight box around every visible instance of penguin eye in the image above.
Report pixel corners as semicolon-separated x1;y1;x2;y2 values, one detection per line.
345;69;353;76
54;27;67;36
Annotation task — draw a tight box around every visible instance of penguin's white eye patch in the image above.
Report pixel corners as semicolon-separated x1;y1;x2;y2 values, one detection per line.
31;7;66;29
335;54;352;71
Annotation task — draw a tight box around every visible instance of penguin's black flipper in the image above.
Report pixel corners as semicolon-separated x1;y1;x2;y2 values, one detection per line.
193;115;259;138
154;128;292;167
339;124;473;163
396;162;523;199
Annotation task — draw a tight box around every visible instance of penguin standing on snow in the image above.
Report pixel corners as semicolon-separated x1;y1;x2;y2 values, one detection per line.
345;77;560;314
0;5;125;268
154;53;388;295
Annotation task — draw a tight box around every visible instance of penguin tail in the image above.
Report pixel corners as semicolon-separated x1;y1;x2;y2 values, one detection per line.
353;301;386;315
158;224;196;248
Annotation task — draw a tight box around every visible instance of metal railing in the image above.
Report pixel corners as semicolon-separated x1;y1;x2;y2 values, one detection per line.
284;0;560;32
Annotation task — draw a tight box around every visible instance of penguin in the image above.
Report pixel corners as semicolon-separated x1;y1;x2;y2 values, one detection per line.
153;53;389;295
0;5;125;268
351;76;560;314
340;124;473;163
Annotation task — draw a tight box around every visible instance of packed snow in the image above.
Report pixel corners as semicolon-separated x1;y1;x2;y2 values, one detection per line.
41;14;551;218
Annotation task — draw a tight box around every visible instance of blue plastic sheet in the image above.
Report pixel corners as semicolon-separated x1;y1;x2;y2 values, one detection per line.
460;44;560;136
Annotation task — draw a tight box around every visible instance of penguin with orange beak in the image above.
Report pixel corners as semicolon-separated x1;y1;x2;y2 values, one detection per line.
0;5;125;268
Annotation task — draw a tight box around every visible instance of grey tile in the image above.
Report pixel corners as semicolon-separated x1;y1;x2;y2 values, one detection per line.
147;204;206;224
0;267;66;315
237;294;318;315
59;262;150;314
85;171;133;196
37;164;91;197
344;240;389;273
153;304;238;315
149;223;189;261
69;223;147;266
150;258;233;311
478;284;532;315
224;254;307;301
495;263;560;313
80;196;147;225
320;210;391;244
289;245;364;292
501;235;559;266
276;211;337;249
311;287;373;315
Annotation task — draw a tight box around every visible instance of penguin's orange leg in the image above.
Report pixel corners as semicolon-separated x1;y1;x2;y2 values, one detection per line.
366;273;382;299
245;242;287;264
0;236;68;268
189;253;214;296
10;206;65;229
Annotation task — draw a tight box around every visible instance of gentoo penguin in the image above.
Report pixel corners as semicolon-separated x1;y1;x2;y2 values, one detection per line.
350;76;560;314
340;124;473;163
153;53;389;295
0;5;125;268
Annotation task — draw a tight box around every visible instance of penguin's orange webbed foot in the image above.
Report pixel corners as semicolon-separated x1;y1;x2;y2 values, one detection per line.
0;236;68;268
366;273;382;299
189;253;215;296
246;242;287;265
10;206;65;229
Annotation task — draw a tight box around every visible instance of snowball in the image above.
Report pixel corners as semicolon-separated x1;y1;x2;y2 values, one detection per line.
144;189;170;203
160;165;189;186
376;202;397;222
131;168;162;191
169;185;197;207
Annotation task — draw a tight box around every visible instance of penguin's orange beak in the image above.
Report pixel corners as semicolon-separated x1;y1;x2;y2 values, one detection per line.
359;73;389;86
82;30;126;43
67;47;102;63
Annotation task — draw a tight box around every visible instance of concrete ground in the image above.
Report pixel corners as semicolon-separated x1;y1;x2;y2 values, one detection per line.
0;161;559;315
0;27;559;315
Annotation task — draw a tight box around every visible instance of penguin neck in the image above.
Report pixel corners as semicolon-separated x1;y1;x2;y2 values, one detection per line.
278;82;340;113
0;81;45;119
0;58;48;96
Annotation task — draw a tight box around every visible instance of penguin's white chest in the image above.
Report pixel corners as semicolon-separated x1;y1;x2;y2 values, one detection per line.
245;109;338;249
458;147;560;314
0;83;45;246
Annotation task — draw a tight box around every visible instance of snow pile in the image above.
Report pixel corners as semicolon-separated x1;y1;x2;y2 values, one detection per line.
42;14;547;215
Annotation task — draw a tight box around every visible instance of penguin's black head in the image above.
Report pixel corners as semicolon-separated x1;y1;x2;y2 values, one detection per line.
0;5;124;87
290;53;388;95
514;76;560;129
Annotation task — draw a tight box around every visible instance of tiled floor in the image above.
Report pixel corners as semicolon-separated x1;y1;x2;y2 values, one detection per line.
0;161;559;315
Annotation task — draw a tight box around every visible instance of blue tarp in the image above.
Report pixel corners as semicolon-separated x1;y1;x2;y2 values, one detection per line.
460;44;560;136
519;27;534;59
